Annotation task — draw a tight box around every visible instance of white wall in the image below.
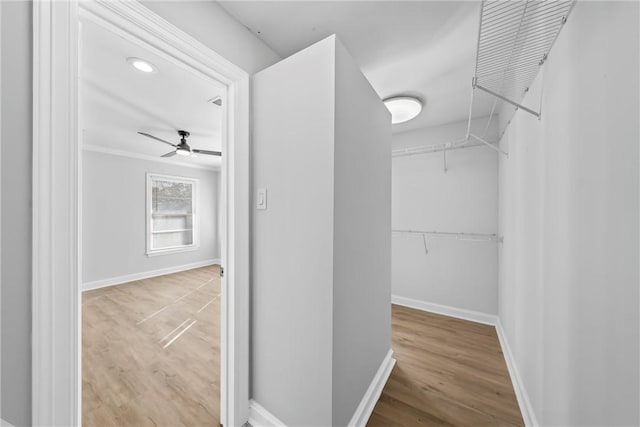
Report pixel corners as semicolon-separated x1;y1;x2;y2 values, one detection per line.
142;1;280;75
252;35;391;426
0;1;277;422
252;36;336;427
392;118;499;315
498;2;639;425
82;150;220;286
0;2;32;425
332;39;391;427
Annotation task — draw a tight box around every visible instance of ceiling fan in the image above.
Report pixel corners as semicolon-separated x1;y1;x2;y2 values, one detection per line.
137;130;221;157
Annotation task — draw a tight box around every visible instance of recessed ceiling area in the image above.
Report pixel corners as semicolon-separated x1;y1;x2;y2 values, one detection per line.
80;17;225;167
219;1;494;133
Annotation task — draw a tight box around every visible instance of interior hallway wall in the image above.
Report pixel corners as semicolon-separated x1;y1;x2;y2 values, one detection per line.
497;2;639;425
142;1;281;75
252;38;335;426
0;2;279;424
0;2;32;425
392;117;499;315
82;150;220;286
332;39;392;427
252;35;391;426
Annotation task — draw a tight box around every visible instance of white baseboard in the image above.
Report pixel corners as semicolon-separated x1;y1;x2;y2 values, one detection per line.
248;350;395;427
248;399;287;427
495;319;537;427
82;259;221;291
391;295;498;326
348;348;396;427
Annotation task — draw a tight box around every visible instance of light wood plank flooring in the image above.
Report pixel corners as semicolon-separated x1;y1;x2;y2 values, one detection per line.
83;265;221;427
368;305;524;427
85;270;522;426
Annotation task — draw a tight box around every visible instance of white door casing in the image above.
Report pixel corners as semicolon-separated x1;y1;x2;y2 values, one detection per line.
32;1;250;425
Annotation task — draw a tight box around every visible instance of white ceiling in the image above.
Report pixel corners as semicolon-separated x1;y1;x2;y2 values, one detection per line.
80;17;225;168
219;0;493;133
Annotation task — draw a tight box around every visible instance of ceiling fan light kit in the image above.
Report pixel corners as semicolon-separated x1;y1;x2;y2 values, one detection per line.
175;130;192;156
137;129;222;158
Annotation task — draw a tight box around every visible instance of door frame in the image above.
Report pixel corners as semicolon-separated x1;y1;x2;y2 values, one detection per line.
32;1;251;425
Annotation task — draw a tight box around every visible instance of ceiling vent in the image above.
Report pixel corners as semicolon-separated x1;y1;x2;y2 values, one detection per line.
208;96;222;106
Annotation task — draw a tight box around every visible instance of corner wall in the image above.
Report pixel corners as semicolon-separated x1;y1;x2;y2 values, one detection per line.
332;39;392;427
142;1;280;75
251;35;392;427
251;37;337;426
497;2;639;425
0;2;32;425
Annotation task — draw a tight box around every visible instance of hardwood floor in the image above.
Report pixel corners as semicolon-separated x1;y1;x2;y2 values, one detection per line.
82;265;221;427
84;270;521;426
368;305;524;427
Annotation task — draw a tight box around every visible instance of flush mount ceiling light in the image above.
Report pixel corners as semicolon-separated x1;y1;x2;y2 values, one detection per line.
383;96;422;124
126;57;157;74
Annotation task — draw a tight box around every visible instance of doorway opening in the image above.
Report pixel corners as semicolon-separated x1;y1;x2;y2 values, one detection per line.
32;2;250;425
80;13;226;425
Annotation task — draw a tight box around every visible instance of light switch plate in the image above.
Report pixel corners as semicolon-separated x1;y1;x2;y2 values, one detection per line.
257;188;267;210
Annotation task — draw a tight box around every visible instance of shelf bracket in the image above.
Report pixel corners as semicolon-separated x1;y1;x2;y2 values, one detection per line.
468;133;508;158
443;145;448;173
475;84;540;119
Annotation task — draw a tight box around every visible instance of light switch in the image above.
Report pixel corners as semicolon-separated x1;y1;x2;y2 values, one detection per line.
257;188;267;210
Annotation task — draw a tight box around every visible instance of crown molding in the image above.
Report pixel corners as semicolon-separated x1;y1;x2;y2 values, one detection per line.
83;144;221;171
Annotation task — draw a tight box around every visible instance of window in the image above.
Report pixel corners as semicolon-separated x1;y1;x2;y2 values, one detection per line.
146;173;199;256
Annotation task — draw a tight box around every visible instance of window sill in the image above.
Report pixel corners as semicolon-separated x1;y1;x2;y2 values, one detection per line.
146;245;200;257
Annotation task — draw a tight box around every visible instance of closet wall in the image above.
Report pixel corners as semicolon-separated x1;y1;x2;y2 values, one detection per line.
252;35;392;426
497;2;639;424
392;117;499;316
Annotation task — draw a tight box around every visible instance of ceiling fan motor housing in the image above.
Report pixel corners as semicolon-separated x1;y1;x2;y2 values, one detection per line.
176;130;191;153
138;129;220;157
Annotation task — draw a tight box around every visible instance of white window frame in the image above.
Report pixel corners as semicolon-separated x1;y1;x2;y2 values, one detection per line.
146;173;200;256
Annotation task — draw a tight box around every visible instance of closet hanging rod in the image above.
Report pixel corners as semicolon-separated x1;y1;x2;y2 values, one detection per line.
392;137;468;157
391;137;504;158
392;229;503;243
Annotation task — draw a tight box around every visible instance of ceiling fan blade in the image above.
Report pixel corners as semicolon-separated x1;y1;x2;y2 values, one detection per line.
192;149;222;156
161;151;177;157
138;132;177;148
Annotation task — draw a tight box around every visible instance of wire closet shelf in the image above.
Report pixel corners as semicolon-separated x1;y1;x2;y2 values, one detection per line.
473;0;576;120
392;0;576;159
